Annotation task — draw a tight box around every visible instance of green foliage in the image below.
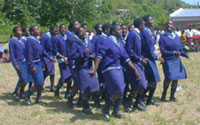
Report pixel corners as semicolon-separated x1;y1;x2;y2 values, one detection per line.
0;0;193;29
2;0;40;27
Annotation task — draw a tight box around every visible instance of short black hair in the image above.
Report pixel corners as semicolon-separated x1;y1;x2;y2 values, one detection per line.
134;18;143;28
128;24;134;30
68;20;79;31
50;25;58;31
102;23;112;32
59;24;66;30
121;24;127;28
81;23;88;27
13;26;21;33
94;23;102;31
22;27;29;32
110;24;120;35
112;21;120;25
75;27;84;36
143;15;151;22
29;25;37;33
165;20;172;25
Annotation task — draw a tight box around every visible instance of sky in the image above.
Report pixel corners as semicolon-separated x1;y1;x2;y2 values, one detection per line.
180;0;200;5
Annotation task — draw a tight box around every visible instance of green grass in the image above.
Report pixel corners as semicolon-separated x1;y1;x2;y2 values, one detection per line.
0;34;10;41
0;53;200;124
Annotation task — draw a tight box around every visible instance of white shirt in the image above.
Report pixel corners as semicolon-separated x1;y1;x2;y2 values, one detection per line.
185;29;193;38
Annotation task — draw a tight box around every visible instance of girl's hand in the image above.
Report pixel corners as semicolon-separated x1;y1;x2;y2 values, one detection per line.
15;65;20;71
31;67;37;73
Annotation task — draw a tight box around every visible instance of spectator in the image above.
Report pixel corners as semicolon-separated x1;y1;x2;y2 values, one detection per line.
1;49;10;63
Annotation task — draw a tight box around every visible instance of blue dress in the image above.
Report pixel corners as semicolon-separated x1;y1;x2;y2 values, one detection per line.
159;32;187;81
21;36;34;83
141;27;161;82
91;35;100;55
93;33;108;83
70;37;99;94
54;34;72;83
27;35;50;87
40;32;56;76
120;37;130;84
126;29;147;92
9;37;29;84
97;36;130;95
66;31;80;86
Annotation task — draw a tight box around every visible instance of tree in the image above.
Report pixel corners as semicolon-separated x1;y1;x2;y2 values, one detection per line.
1;0;193;28
2;0;40;27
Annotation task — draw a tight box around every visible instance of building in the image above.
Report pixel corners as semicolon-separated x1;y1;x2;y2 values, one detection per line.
170;8;200;29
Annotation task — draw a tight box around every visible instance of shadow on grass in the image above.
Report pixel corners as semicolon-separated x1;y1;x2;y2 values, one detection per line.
0;92;23;106
41;98;103;122
154;96;161;102
142;96;172;103
0;92;103;122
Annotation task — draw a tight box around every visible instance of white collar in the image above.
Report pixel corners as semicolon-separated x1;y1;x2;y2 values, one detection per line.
134;28;140;34
47;32;52;39
102;33;108;38
145;27;152;35
165;31;176;39
21;36;29;40
59;33;67;40
134;28;141;40
13;37;24;44
110;35;120;47
30;35;40;43
124;32;129;40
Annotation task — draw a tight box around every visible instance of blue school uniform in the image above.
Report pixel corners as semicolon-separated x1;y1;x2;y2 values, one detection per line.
125;29;147;92
92;34;108;55
9;37;29;84
54;33;72;83
40;32;56;76
21;36;34;83
120;36;129;84
141;27;161;82
97;36;130;95
66;31;80;85
159;32;187;81
70;37;99;94
27;35;50;87
66;31;81;68
66;31;79;55
93;33;108;84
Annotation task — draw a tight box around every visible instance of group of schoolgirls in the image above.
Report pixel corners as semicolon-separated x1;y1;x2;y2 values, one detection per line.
9;15;188;120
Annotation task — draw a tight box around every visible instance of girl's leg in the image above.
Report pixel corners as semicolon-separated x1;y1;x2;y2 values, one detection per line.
19;84;27;99
161;79;171;102
112;94;125;118
28;82;33;91
146;82;159;106
102;94;114;121
65;80;72;98
124;92;134;113
54;78;64;97
12;82;21;100
133;90;147;111
50;75;55;92
25;86;37;105
170;80;178;102
67;84;78;108
92;91;101;108
35;86;43;103
82;93;92;114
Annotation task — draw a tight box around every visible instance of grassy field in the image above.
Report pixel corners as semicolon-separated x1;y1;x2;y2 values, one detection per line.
0;53;200;125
